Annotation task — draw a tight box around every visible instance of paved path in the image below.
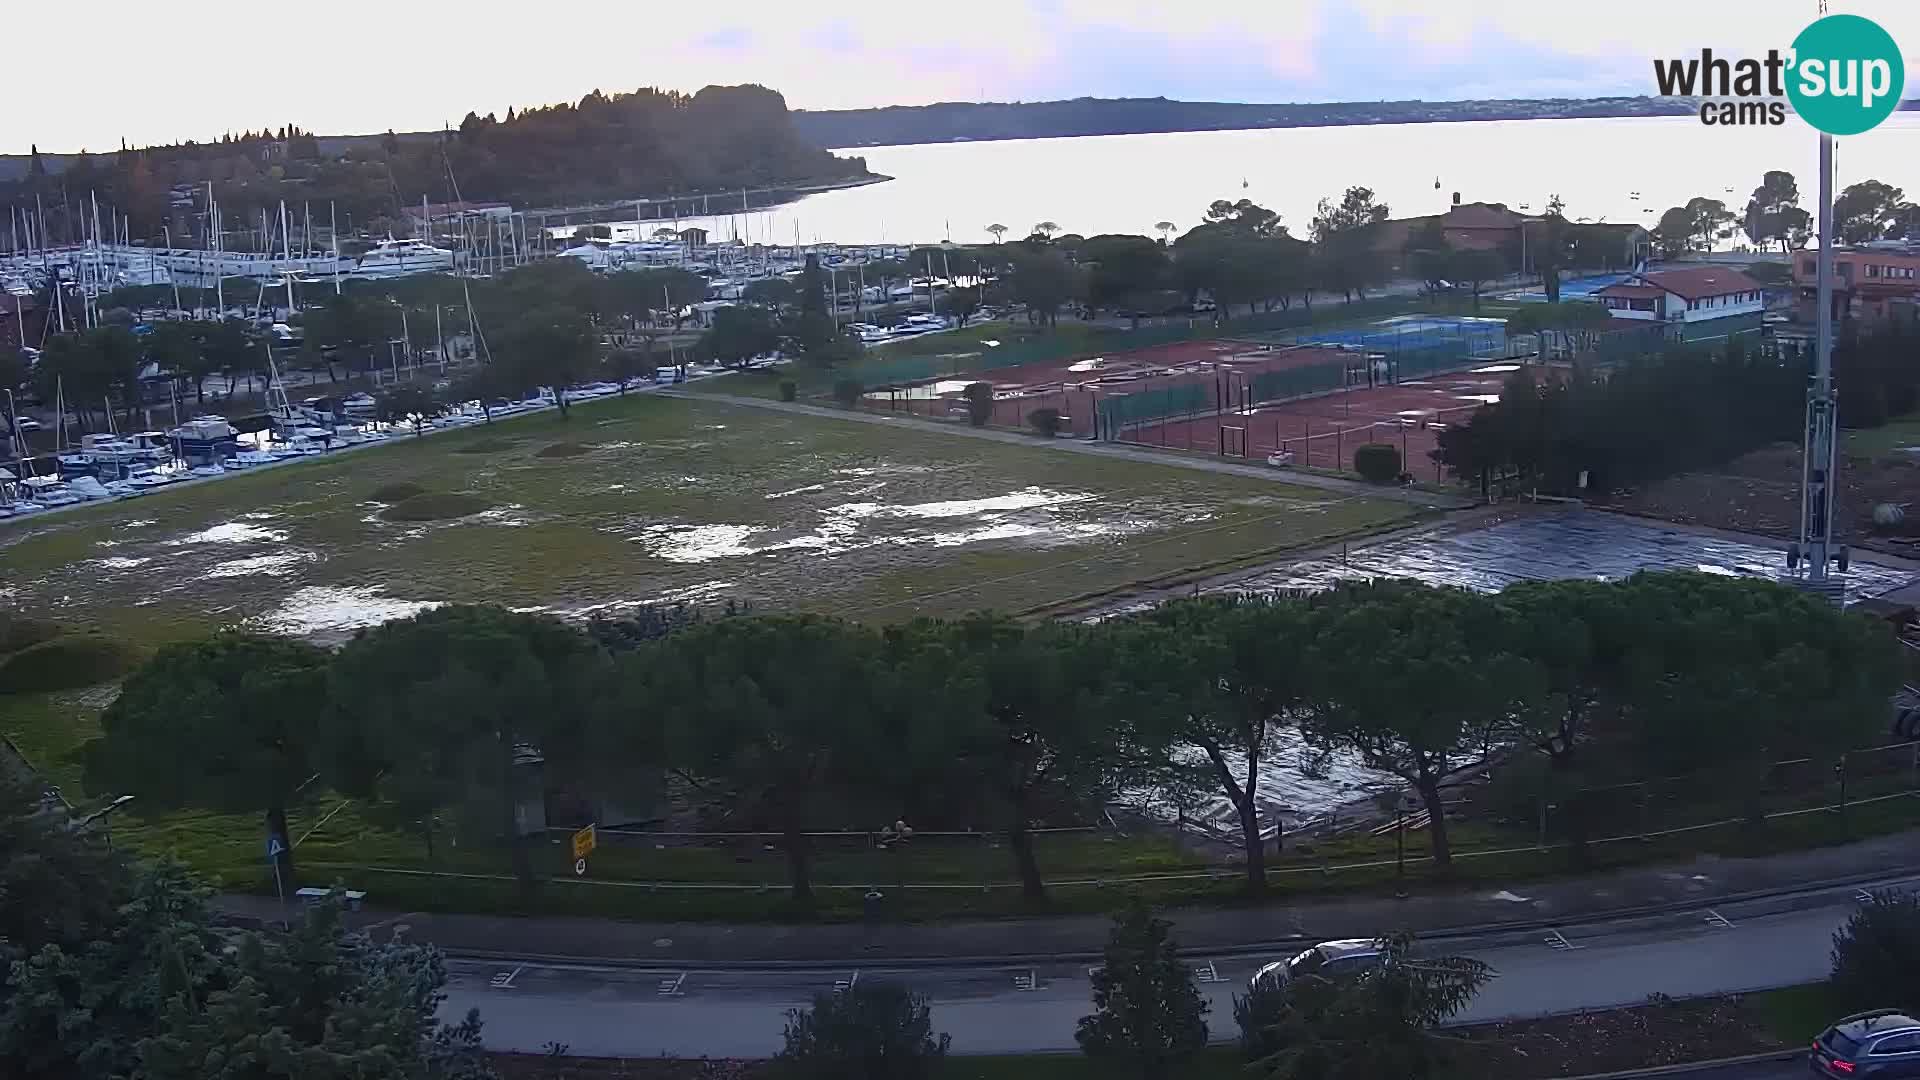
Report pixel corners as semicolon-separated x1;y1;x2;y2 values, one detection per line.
665;388;1468;509
434;872;1893;1057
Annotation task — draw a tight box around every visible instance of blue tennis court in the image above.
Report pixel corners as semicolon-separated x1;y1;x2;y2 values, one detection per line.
1507;272;1633;302
1237;314;1510;356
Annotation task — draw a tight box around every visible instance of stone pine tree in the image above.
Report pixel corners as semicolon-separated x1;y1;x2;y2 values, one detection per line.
777;982;951;1080
1076;903;1209;1079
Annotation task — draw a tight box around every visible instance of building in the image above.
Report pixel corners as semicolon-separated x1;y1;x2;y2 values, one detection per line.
1792;242;1920;323
1593;266;1767;323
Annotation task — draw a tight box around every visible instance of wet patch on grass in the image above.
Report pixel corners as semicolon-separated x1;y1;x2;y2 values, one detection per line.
454;438;522;455
367;481;429;503
380;492;496;522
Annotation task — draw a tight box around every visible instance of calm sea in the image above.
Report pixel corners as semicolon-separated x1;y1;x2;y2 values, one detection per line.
589;114;1920;248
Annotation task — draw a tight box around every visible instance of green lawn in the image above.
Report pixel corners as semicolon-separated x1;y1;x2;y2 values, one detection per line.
1846;412;1920;461
2;389;1421;912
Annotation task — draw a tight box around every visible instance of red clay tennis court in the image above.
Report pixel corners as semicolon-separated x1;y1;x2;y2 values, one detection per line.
1120;363;1531;476
862;338;1360;436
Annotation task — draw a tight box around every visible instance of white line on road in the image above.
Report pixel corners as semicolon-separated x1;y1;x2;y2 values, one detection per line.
1544;929;1584;951
490;966;523;990
658;972;687;997
834;971;859;993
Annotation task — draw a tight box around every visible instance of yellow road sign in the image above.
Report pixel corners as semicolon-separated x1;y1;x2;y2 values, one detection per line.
571;824;597;860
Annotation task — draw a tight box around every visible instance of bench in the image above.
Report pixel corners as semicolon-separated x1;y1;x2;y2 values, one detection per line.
293;887;367;911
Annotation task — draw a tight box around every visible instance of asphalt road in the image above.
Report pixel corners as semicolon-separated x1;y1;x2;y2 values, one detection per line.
438;876;1909;1060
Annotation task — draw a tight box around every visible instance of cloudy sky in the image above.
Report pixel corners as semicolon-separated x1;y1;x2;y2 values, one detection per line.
4;0;1915;153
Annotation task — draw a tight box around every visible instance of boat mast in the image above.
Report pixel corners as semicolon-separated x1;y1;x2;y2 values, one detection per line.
331;201;341;295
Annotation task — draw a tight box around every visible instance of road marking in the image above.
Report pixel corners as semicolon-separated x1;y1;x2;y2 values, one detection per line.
1086;966;1104;980
1013;970;1043;992
1544;930;1584;951
657;972;687;997
1194;961;1223;984
1856;890;1875;904
1704;909;1735;929
834;971;860;993
490;965;523;990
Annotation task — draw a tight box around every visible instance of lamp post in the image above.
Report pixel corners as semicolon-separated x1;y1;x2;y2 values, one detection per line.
1394;794;1418;899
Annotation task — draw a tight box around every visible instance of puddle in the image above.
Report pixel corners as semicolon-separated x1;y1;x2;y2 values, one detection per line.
119;519;157;529
766;483;830;500
167;522;289;546
639;523;765;563
1067;358;1107;372
93;556;150;570
860;487;1090;519
252;586;442;641
206;552;318;579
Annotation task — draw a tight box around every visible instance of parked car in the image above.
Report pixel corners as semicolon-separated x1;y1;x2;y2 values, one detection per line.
1248;939;1386;990
1811;1010;1920;1077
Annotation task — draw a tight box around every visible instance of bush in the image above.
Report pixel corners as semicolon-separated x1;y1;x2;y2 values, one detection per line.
963;382;995;427
379;493;495;522
832;378;865;406
778;982;950;1080
1028;407;1063;437
0;633;138;694
1830;890;1920;1013
368;482;428;504
1077;903;1208;1078
778;379;798;402
1234;976;1289;1060
0;614;63;658
1353;442;1402;484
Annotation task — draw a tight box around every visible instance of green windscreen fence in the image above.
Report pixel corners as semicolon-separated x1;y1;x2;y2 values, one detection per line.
1096;382;1209;428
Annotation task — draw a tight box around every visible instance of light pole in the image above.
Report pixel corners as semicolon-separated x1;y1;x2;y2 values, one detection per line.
1791;132;1844;590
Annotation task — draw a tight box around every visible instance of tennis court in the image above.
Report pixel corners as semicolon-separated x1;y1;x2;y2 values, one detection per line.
1234;314;1514;357
1505;272;1634;303
1117;362;1533;475
862;338;1357;437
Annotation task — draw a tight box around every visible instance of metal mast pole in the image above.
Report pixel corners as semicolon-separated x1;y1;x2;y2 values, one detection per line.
1796;131;1839;585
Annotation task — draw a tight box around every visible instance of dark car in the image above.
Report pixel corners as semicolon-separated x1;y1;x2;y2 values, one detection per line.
1811;1010;1920;1076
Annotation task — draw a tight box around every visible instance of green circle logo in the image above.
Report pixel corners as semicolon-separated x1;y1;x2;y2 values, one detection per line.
1787;14;1905;136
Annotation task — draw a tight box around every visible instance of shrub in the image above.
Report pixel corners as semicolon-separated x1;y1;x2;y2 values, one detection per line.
0;633;138;694
1353;442;1402;484
1831;890;1920;1013
832;378;865;406
778;982;950;1080
380;493;495;522
963;382;995;427
1028;407;1063;437
778;380;798;402
1076;903;1208;1078
368;481;428;504
0;614;63;658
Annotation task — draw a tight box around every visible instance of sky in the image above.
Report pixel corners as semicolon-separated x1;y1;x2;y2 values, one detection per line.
3;0;1917;153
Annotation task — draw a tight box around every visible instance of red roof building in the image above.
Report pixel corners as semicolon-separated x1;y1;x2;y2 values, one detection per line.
1594;267;1766;323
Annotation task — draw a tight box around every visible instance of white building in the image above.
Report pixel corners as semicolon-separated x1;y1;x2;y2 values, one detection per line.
1594;267;1767;324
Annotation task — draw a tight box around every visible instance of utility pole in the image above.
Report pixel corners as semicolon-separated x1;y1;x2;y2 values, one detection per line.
1791;130;1845;592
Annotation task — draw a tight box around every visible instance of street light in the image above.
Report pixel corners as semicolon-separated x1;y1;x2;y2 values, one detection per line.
72;794;136;851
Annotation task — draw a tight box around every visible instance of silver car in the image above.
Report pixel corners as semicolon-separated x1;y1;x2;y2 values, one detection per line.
1249;938;1387;989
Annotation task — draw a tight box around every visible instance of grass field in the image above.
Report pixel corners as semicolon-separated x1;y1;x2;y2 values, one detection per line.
1846;411;1920;461
0;388;1420;908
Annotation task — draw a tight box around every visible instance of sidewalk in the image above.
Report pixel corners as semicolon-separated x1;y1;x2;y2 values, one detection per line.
219;826;1920;967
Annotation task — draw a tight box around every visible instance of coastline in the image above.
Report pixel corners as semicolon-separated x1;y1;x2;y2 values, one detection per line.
521;172;893;227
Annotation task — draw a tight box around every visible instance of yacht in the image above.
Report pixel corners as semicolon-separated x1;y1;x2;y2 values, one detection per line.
351;238;456;280
80;433;148;467
129;467;177;490
23;476;81;506
229;449;278;468
189;463;228;478
102;478;144;498
168;416;240;460
67;476;114;500
341;392;378;419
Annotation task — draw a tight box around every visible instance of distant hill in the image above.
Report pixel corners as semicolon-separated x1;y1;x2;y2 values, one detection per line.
789;94;1920;148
